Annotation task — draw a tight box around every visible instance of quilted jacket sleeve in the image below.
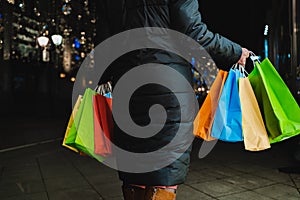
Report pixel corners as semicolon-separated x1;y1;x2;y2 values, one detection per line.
169;0;242;70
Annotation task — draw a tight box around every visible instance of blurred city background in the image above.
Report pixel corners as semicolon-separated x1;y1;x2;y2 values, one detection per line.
0;0;299;150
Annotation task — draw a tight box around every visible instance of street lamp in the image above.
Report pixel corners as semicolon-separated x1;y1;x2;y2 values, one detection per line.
51;34;63;73
51;34;63;46
37;34;63;63
37;36;50;62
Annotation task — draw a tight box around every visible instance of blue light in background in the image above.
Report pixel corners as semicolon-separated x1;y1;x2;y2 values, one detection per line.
191;57;196;66
197;80;201;86
74;38;81;49
264;38;269;58
75;55;80;61
191;57;196;74
0;13;3;19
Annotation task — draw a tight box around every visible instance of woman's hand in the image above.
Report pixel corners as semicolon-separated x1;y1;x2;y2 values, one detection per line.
237;48;250;66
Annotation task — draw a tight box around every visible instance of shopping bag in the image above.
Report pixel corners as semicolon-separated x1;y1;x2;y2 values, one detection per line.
193;70;228;141
239;77;271;151
64;88;105;162
93;92;113;156
248;58;300;143
210;68;243;142
62;95;82;153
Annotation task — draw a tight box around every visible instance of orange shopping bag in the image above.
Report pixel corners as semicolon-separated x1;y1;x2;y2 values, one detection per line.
193;70;228;141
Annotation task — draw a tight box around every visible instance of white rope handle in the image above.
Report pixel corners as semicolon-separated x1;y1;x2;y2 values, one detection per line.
232;63;249;77
249;51;261;65
95;81;112;95
240;64;249;77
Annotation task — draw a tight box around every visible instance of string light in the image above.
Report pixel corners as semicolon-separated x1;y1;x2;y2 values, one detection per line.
3;0;96;72
62;4;72;15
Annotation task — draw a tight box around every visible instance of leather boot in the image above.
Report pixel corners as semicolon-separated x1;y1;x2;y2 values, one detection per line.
145;187;176;200
122;185;146;200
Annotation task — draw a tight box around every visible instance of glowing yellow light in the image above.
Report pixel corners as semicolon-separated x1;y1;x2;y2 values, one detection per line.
70;77;76;82
7;0;15;4
59;73;66;79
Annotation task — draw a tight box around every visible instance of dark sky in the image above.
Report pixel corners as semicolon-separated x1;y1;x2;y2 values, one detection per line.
38;0;271;54
198;0;272;54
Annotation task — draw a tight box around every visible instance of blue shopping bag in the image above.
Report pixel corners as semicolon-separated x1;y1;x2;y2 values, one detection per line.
211;68;244;142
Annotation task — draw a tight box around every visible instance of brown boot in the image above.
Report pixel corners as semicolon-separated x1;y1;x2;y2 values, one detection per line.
122;185;146;200
145;187;176;200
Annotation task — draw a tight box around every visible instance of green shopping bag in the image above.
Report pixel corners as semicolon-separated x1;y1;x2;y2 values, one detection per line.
65;88;105;162
248;58;300;143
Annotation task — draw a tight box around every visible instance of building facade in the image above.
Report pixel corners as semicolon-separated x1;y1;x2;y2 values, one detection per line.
0;0;97;116
266;0;300;104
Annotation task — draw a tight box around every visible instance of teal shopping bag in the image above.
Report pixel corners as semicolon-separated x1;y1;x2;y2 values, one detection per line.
65;88;105;162
248;58;300;143
211;68;244;142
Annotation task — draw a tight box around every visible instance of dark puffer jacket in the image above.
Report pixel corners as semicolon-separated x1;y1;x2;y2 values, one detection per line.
97;0;242;186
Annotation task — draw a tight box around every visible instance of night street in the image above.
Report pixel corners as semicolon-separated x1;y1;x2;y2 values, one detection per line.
1;0;300;199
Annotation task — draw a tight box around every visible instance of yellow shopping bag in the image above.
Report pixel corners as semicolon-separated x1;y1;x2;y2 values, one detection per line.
239;77;270;151
62;95;82;153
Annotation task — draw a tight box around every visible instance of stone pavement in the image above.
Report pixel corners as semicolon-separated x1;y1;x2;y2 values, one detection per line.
1;136;300;200
0;116;68;150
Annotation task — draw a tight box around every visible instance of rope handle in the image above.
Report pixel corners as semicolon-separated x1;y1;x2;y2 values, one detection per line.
95;81;112;95
249;51;261;65
232;63;249;77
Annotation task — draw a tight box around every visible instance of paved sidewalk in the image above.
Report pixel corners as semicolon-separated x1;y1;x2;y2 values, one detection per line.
0;116;68;150
1;137;300;200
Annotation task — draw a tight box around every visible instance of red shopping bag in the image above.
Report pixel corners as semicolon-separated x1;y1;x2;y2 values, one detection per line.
93;93;113;156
